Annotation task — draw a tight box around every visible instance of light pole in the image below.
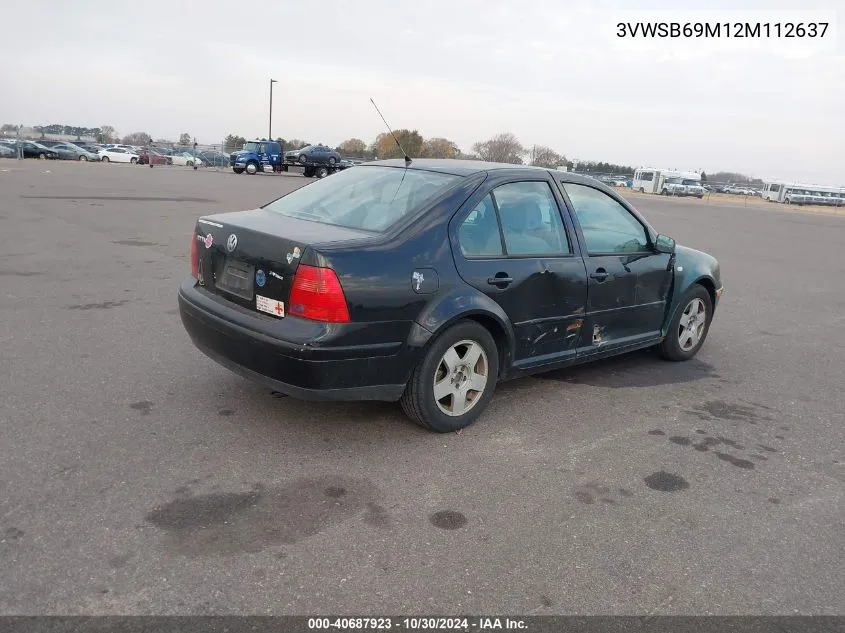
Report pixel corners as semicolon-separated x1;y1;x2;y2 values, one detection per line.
269;79;277;140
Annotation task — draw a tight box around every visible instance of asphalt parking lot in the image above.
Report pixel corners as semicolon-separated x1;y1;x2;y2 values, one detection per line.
2;159;844;616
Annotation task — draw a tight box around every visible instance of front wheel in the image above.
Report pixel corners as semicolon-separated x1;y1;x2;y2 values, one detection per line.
130;157;138;164
79;155;88;161
328;157;337;165
400;320;499;433
101;156;109;163
245;161;258;174
298;154;308;164
657;285;713;361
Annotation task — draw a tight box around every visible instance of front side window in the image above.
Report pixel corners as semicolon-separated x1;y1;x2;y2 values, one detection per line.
264;165;459;232
562;183;651;254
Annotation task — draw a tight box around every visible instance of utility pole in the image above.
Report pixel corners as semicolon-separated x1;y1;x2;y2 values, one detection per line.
269;79;277;140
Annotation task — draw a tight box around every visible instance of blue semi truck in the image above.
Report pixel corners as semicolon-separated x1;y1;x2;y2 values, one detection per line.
229;139;353;178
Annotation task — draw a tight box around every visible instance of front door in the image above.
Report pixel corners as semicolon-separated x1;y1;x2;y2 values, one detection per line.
452;178;589;366
557;181;672;355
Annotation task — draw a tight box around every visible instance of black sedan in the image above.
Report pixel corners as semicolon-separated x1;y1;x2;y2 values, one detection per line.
178;159;723;432
284;144;342;165
5;141;59;160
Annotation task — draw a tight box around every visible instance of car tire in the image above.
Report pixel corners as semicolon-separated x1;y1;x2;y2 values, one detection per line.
328;157;337;165
233;168;244;174
79;155;88;161
303;167;315;177
130;157;138;164
38;153;46;160
101;156;109;163
315;166;329;178
298;154;308;164
400;320;499;433
245;161;258;175
657;285;713;362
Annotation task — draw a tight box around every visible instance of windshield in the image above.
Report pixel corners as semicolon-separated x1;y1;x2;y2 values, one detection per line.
242;142;259;152
263;166;461;232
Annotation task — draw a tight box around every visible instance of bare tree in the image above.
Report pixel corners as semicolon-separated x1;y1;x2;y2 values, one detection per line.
121;131;151;145
472;133;526;164
530;145;566;169
97;125;117;143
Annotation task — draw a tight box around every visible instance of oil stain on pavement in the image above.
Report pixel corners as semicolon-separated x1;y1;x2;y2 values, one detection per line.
145;475;387;556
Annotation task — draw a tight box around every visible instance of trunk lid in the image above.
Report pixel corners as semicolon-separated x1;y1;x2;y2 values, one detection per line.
192;208;371;316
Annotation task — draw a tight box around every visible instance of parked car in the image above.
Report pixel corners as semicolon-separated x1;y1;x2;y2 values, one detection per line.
284;144;342;165
170;151;204;167
0;143;16;158
137;148;171;165
50;142;100;161
98;147;139;164
5;141;60;159
178;159;723;433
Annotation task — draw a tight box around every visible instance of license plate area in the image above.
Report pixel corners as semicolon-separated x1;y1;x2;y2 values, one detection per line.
217;258;255;300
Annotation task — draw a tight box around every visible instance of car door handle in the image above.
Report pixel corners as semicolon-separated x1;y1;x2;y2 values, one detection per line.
590;269;609;282
487;274;513;287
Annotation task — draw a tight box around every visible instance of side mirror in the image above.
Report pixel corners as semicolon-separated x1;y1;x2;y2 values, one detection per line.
654;234;676;254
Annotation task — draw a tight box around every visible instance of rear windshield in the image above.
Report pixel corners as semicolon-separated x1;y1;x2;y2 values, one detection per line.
263;166;461;232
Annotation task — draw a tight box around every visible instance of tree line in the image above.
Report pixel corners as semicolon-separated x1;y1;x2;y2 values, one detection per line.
2;121;764;182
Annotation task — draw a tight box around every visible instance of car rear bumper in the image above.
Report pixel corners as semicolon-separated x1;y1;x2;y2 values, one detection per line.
177;278;411;402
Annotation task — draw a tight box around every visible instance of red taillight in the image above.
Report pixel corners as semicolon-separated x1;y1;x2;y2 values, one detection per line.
289;264;350;323
190;232;199;278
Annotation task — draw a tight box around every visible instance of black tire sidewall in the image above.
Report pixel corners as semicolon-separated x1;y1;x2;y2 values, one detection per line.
409;320;499;432
660;285;713;361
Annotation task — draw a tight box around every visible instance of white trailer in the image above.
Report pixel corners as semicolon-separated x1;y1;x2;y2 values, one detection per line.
633;168;704;197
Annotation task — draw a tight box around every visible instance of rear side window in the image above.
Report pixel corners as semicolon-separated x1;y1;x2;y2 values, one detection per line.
263;165;460;232
458;181;570;257
459;195;503;257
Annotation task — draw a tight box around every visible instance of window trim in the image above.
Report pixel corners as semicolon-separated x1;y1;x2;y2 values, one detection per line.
557;181;656;257
457;178;576;260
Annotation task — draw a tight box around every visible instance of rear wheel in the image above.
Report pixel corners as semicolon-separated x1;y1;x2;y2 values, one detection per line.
303;166;315;177
328;157;337;165
315;166;329;178
79;155;88;161
657;285;713;361
400;320;499;433
130;157;138;164
298;154;308;164
38;153;46;160
101;156;109;163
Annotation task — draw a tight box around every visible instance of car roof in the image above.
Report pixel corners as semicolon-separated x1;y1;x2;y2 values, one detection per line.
360;158;608;187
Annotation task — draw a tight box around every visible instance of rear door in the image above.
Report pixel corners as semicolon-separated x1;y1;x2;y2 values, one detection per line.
451;175;589;365
557;181;672;354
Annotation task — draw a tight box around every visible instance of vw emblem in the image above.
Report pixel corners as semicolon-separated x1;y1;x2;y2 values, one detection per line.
226;234;238;253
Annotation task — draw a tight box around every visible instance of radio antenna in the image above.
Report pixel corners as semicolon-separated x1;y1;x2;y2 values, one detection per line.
370;98;411;166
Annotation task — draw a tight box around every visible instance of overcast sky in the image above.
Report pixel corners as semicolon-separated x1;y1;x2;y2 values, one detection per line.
1;0;842;183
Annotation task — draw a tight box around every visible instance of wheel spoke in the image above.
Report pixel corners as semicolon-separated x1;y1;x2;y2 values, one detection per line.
680;329;694;348
450;392;467;416
463;343;483;371
679;312;692;328
441;347;461;373
466;373;487;393
433;378;454;402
